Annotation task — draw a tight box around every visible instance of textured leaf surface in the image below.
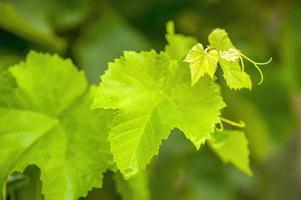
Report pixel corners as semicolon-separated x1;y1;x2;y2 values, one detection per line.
0;52;113;200
92;50;225;178
219;59;252;89
209;130;252;175
208;29;233;51
208;29;252;89
184;43;219;86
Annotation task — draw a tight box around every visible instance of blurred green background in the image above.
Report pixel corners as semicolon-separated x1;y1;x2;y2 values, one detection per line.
1;0;301;199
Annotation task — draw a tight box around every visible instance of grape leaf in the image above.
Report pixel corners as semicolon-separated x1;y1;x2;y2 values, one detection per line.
0;52;113;200
92;50;225;179
219;59;252;90
184;43;219;86
208;29;234;51
208;29;252;89
209;130;252;175
224;93;269;161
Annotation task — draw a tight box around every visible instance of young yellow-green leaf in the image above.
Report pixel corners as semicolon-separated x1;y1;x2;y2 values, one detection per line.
220;59;252;90
92;50;225;179
184;43;219;86
0;52;114;200
208;29;252;89
208;29;234;51
209;130;252;176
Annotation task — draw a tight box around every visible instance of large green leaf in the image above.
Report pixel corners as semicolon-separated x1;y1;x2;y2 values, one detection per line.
0;52;113;200
92;50;225;178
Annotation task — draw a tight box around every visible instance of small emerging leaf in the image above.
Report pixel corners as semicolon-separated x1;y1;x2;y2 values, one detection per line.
184;43;219;86
208;29;233;51
219;59;252;90
220;48;240;61
209;28;252;89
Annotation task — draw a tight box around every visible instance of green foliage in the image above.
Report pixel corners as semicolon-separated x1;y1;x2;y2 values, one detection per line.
185;28;252;89
0;11;270;199
0;1;298;200
184;28;271;90
218;58;252;90
91;22;258;181
209;130;251;176
0;52;114;200
184;43;219;86
208;29;234;51
222;93;269;161
92;49;225;179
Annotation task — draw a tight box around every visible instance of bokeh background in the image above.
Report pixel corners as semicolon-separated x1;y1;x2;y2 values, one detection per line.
1;0;301;199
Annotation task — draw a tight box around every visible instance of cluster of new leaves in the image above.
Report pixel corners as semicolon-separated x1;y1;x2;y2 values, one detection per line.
0;22;263;200
92;21;252;180
184;29;271;89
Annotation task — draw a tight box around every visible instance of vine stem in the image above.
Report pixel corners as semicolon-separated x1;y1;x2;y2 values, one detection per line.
215;120;224;131
220;117;245;128
240;53;272;85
